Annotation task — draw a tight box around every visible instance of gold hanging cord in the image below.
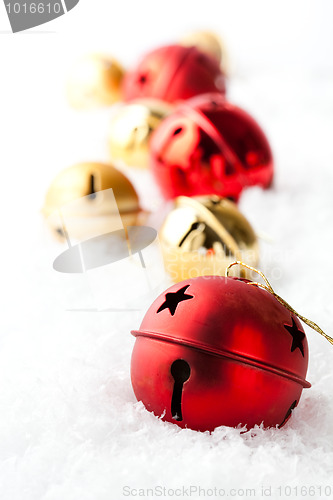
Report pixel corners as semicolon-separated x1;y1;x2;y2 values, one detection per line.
225;261;333;346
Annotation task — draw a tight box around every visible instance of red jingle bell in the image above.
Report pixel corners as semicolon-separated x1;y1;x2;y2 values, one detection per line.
149;93;274;201
131;274;310;432
122;45;226;104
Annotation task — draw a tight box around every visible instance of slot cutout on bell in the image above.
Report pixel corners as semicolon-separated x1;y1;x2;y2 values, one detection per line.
171;359;190;421
173;127;183;136
178;222;204;248
88;174;97;200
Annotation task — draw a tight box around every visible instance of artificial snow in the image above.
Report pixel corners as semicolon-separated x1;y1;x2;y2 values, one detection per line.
1;1;333;498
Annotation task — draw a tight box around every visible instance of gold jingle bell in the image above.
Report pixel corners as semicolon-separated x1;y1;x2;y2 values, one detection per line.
180;30;229;75
66;54;124;109
159;196;259;282
43;162;141;241
108;99;173;168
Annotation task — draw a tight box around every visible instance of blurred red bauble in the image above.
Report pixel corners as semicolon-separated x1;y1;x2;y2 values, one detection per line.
122;45;226;103
131;276;310;432
149;93;274;201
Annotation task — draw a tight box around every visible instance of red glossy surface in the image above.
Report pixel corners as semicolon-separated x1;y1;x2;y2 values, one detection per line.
149;93;274;201
122;45;226;103
131;276;310;432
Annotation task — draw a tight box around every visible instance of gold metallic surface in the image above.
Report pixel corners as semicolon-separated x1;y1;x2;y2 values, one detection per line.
180;30;229;75
43;162;141;241
160;196;259;282
108;99;173;168
66;54;124;109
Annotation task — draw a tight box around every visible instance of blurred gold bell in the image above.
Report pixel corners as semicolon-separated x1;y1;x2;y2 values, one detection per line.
43;162;141;241
159;196;259;282
108;99;173;168
66;54;124;109
180;30;229;75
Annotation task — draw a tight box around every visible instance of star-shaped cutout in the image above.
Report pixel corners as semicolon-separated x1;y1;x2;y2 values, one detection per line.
284;317;305;357
157;285;194;316
278;400;297;428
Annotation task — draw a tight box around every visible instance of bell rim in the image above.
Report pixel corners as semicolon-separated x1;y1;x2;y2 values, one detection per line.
131;328;311;389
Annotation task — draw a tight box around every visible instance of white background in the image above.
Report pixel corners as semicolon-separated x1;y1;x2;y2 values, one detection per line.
0;1;333;499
